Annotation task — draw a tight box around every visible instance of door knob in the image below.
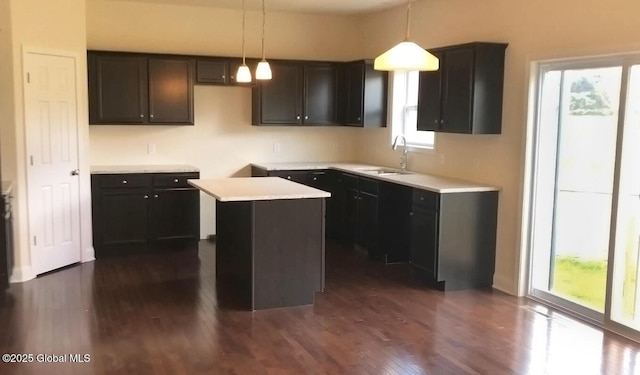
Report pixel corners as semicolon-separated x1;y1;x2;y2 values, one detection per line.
70;169;80;176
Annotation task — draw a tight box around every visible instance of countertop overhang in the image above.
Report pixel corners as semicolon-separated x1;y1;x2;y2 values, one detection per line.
188;177;331;202
251;162;500;194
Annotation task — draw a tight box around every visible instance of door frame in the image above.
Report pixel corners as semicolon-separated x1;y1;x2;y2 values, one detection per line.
18;46;94;281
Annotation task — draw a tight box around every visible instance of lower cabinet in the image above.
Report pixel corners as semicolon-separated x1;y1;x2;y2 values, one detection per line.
409;188;498;290
91;172;200;257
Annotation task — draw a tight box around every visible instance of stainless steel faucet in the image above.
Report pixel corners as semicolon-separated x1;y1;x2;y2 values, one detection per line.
392;134;408;171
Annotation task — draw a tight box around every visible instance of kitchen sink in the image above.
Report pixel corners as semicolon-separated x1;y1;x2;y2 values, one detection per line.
358;168;412;176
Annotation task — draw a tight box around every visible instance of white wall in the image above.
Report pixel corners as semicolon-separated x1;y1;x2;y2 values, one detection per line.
86;0;363;237
357;0;640;295
2;0;92;282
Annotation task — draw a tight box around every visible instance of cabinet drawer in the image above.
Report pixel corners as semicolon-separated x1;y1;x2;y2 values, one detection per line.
412;189;439;210
153;173;199;188
359;177;379;195
99;174;151;188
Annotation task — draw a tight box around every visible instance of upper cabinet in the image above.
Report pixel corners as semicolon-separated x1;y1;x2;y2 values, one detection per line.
196;58;229;84
417;42;507;134
252;61;337;125
337;60;388;128
88;51;195;125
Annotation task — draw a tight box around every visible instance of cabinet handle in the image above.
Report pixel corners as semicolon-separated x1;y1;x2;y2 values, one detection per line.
140;114;144;118
122;180;127;184
420;197;425;201
296;115;301;120
304;115;309;120
222;75;226;79
144;195;149;199
154;194;159;198
150;114;154;118
409;212;414;216
313;177;317;181
440;119;445;124
434;120;439;124
357;117;361;121
174;179;179;183
287;176;291;180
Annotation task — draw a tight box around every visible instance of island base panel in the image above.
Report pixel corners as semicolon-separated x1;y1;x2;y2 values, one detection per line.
216;199;325;310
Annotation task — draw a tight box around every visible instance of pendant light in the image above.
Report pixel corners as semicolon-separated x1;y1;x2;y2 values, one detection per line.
374;0;439;71
236;0;252;83
255;0;272;80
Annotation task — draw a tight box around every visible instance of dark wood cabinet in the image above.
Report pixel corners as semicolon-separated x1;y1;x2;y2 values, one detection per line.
196;58;229;84
91;172;200;256
417;42;507;134
88;51;195;125
337;60;388;127
0;193;12;290
409;188;498;290
252;61;337;125
148;58;194;124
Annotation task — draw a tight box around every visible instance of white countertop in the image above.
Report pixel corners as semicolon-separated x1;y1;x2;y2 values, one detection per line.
188;177;331;202
91;164;199;174
251;162;500;194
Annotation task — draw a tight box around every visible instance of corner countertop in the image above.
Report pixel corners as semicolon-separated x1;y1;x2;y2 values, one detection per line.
188;177;331;202
251;162;500;194
90;164;200;174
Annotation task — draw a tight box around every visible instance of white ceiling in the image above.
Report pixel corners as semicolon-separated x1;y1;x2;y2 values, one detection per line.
109;0;409;15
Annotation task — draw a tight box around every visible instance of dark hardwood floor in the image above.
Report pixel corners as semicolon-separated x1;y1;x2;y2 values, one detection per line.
0;241;639;374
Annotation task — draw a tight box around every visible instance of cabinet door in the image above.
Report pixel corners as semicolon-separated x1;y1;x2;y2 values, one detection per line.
440;48;474;133
357;191;378;253
345;62;365;125
410;207;439;280
256;62;302;124
196;59;229;84
99;189;150;246
148;58;195;124
344;187;359;245
417;54;443;132
151;189;200;241
88;53;147;124
303;64;337;125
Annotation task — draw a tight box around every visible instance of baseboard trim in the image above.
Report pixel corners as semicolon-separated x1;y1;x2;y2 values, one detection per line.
492;274;517;296
10;265;36;283
82;246;96;263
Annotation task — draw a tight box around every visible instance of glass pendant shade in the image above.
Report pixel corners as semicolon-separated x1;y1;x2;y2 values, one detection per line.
374;0;439;72
236;64;252;83
374;41;439;71
256;60;272;80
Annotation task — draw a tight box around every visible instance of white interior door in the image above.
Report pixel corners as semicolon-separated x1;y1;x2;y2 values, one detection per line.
24;51;81;275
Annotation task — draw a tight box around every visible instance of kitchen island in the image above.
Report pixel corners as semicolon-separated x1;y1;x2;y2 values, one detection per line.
188;177;330;310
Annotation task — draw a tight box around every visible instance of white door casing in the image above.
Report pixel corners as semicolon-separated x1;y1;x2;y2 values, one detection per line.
24;51;82;275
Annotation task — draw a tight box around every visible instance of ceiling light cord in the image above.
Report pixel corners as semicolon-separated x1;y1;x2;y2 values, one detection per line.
261;0;266;60
405;0;412;41
242;0;246;64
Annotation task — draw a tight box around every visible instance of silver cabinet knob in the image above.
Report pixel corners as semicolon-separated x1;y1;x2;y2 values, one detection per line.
150;114;154;118
357;117;361;121
304;115;309;120
140;114;144;118
70;169;79;176
122;180;127;184
144;195;149;199
434;120;439;124
296;115;301;120
174;179;179;183
287;176;291;180
154;194;159;198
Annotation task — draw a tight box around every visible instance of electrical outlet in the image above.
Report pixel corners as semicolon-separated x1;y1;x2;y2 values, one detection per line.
273;142;281;153
438;154;445;164
148;143;156;154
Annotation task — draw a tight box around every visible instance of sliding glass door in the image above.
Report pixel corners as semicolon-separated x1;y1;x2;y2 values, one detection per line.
530;64;622;320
